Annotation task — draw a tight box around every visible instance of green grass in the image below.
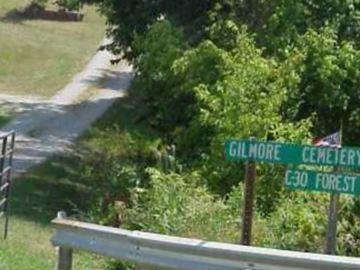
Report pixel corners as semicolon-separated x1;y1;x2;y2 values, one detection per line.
0;217;109;270
0;155;110;269
11;156;91;224
0;0;105;98
0;110;10;127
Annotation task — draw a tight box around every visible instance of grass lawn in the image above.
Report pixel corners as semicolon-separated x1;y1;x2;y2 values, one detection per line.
0;0;105;98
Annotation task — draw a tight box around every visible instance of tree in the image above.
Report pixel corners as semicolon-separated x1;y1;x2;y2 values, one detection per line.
79;0;212;60
283;27;360;145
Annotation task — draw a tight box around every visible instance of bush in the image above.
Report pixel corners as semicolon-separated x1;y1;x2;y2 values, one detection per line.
337;197;360;256
254;192;328;252
132;21;188;133
78;128;161;225
125;168;240;242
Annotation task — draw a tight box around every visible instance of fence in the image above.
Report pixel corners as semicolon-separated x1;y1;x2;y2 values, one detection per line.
0;131;15;239
51;211;360;270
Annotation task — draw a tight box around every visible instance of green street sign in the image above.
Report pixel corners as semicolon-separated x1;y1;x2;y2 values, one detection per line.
284;169;360;196
225;140;360;168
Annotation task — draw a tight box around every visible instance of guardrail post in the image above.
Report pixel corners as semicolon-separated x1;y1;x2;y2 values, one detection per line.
55;212;73;270
56;247;73;270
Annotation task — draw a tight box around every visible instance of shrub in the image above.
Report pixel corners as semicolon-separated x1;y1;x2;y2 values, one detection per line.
254;192;328;252
337;197;360;256
78;129;161;225
125;168;240;242
132;21;188;133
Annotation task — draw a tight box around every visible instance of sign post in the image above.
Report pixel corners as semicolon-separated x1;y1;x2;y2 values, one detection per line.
225;138;360;249
326;192;339;254
241;161;256;245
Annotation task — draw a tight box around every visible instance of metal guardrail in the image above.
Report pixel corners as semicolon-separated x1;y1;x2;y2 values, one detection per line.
51;212;360;270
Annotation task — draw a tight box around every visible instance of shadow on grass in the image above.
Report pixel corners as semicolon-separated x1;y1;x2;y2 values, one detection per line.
0;9;26;24
82;68;134;93
83;93;154;139
0;114;10;128
10;155;90;225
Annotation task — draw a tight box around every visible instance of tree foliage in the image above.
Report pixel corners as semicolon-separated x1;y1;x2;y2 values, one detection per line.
78;0;212;60
73;0;360;256
284;28;360;144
